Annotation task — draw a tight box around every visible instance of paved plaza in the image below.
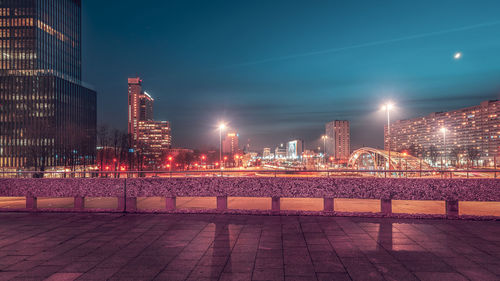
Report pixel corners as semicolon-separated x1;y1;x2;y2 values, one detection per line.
0;213;499;281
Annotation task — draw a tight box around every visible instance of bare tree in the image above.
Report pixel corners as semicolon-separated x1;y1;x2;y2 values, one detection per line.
97;124;109;174
466;146;481;168
450;146;462;168
24;121;53;177
175;151;196;170
111;129;121;177
428;145;439;167
416;146;426;158
134;140;148;176
119;133;132;170
407;144;418;157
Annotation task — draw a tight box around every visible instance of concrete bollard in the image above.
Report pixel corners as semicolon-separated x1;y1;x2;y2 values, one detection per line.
118;197;125;211
381;199;392;215
446;200;459;218
166;197;176;211
271;197;280;213
323;198;334;212
126;197;137;213
217;196;227;211
74;196;85;210
26;196;37;210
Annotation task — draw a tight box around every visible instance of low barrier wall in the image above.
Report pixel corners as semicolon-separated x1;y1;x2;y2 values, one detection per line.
0;178;498;218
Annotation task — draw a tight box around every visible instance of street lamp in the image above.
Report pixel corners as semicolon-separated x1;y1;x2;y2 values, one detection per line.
219;123;225;169
381;103;394;172
440;127;447;169
321;135;328;164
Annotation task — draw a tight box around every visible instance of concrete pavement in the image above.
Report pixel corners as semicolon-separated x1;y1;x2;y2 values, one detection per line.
0;213;499;280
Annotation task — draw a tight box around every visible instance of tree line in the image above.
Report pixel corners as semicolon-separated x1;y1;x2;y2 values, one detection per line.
399;143;482;167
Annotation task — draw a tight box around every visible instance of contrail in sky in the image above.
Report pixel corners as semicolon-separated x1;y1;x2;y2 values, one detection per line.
222;20;500;68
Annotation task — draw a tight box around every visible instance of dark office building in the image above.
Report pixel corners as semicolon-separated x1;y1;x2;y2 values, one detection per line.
0;0;96;169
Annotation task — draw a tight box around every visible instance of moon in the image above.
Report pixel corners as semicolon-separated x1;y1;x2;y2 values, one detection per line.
454;52;462;60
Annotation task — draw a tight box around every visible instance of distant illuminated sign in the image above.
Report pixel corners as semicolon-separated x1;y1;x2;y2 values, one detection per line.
143;91;154;101
287;140;298;159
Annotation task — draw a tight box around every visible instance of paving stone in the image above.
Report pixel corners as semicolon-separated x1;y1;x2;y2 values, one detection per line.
219;272;252;281
252;268;284;281
317;272;351;281
45;273;83;281
0;213;498;281
414;272;468;281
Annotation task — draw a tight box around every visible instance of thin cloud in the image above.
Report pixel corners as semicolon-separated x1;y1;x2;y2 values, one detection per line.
221;20;500;69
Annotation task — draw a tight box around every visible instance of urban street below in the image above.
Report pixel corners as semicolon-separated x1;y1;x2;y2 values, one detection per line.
0;213;499;281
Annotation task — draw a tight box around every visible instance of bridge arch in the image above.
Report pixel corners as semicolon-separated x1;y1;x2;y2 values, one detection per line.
348;147;431;171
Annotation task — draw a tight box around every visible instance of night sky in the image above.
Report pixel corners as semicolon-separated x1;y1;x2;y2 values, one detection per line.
82;0;500;151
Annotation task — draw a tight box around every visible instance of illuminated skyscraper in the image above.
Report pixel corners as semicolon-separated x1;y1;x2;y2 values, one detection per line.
127;77;171;166
137;120;171;164
128;77;153;142
325;120;350;161
0;0;97;169
222;131;239;155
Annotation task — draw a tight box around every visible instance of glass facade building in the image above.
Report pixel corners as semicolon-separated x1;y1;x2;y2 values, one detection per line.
0;0;96;169
137;120;171;166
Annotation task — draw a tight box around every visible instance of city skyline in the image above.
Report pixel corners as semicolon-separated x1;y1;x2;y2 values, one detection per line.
82;0;500;151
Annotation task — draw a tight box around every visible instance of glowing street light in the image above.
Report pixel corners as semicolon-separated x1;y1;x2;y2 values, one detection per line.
454;52;462;60
218;123;226;169
381;102;394;172
381;103;393;111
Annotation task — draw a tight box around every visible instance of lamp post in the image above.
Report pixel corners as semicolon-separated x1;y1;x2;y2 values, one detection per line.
440;127;447;170
322;135;328;165
219;123;225;169
381;103;394;174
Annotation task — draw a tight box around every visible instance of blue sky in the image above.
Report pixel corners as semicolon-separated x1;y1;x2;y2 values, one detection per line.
82;0;500;151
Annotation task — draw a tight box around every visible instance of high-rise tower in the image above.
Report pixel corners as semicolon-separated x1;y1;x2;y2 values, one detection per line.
127;77;170;167
0;0;97;169
127;77;153;142
325;120;350;161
